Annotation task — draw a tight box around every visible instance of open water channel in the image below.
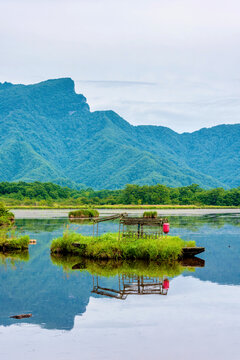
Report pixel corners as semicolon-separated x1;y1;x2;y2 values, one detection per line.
0;210;240;360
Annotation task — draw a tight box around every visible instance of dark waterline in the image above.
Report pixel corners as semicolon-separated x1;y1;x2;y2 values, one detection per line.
0;214;239;360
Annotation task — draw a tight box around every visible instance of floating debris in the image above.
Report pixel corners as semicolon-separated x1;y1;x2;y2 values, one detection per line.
29;239;37;245
10;313;32;319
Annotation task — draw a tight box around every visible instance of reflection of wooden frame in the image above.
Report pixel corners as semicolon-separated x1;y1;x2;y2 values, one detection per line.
92;274;169;300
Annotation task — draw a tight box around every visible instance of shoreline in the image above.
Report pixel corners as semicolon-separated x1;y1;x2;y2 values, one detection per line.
11;208;240;219
8;205;240;210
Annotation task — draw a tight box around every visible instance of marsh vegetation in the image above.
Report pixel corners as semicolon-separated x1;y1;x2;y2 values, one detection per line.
51;231;196;261
68;209;99;219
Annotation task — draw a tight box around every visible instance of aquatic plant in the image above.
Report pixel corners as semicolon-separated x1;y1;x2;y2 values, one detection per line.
51;232;196;261
143;211;158;218
68;209;99;219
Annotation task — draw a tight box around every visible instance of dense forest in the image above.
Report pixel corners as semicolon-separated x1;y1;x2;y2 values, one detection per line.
0;181;239;206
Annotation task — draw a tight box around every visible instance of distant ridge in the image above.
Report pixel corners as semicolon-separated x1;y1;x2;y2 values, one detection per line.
0;78;239;189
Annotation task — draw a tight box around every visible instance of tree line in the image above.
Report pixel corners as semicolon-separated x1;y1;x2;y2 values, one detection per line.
0;181;240;206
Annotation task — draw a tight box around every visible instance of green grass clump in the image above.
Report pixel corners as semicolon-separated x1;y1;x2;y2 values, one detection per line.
68;209;99;219
143;211;158;218
0;202;14;226
51;232;196;261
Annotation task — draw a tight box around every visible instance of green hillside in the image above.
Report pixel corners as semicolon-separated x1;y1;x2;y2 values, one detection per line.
0;78;239;189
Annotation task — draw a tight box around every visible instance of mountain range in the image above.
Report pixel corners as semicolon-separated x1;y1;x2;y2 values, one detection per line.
0;78;239;189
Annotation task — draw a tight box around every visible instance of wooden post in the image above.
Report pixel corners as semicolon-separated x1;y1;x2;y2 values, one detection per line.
97;222;99;238
93;223;95;238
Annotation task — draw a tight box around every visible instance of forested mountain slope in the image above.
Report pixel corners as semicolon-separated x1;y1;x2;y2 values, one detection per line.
0;78;239;189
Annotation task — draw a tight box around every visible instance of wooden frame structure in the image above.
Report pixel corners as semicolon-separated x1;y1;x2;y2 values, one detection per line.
91;213;168;239
120;216;168;239
92;213;127;238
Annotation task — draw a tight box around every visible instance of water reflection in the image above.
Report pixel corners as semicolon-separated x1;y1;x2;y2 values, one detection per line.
0;213;239;332
92;275;170;299
0;251;29;266
52;256;205;300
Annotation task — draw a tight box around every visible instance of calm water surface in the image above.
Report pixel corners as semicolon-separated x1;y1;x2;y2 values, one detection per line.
0;211;240;360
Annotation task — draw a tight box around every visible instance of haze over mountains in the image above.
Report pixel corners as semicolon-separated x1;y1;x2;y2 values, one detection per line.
0;78;239;189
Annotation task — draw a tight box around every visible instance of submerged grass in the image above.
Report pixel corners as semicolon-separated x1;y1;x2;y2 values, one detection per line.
51;231;196;261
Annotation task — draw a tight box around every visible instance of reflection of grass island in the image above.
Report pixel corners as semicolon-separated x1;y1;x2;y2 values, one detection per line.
68;209;99;219
51;232;197;261
51;256;197;277
0;250;29;264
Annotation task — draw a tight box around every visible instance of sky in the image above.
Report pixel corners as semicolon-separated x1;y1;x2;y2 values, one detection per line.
0;0;240;133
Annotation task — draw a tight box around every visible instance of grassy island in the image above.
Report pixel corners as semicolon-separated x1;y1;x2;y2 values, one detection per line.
0;235;29;252
68;209;99;219
51;232;196;261
0;228;29;252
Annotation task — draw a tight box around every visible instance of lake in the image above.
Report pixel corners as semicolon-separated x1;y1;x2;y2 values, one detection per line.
0;210;240;360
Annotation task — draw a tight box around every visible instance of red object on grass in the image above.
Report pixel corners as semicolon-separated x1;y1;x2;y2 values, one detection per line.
163;223;170;234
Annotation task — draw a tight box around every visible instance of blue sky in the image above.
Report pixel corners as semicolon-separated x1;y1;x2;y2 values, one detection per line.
0;0;240;132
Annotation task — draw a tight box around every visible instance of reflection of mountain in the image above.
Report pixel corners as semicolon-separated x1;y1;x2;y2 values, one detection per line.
184;228;240;285
169;218;240;286
0;244;92;330
15;218;66;233
167;214;240;231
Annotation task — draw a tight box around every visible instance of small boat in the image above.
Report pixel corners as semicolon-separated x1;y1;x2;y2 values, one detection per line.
180;247;205;258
